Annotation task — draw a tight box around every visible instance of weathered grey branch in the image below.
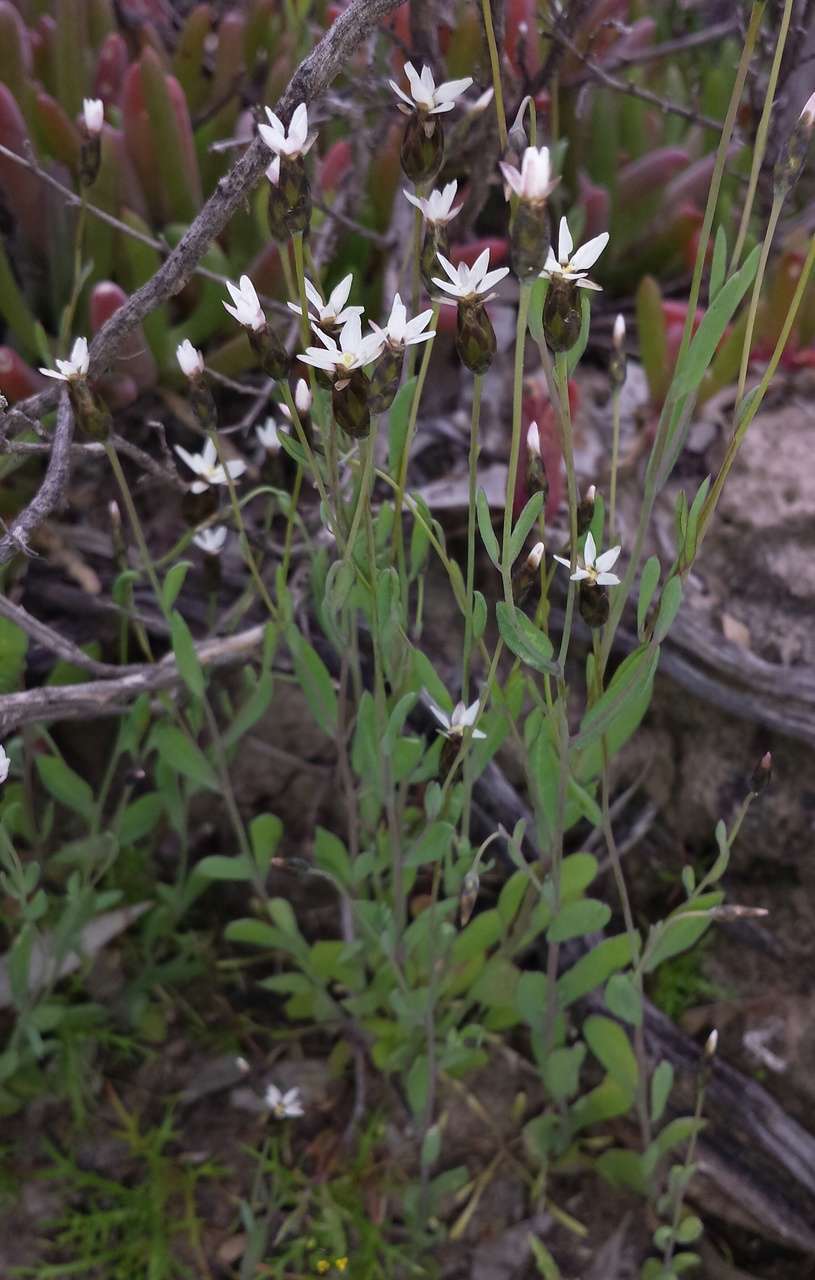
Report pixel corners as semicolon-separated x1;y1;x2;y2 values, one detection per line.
0;625;265;735
0;393;74;565
0;594;141;679
11;0;408;426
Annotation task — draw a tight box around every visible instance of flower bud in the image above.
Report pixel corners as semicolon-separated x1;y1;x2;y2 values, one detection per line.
609;313;626;391
294;377;312;416
400;113;444;184
525;420;549;507
510;198;550;281
578;580;609;628
773;91;815;199
455;299;497;374
333;368;371;439
248;323;291;380
459;869;480;927
576;485;596;536
367;346;403;414
750;751;772;796
267;156;312;241
79;98;103;187
189;380;218;434
512;540;544;606
181;485;218;527
705;1028;718;1058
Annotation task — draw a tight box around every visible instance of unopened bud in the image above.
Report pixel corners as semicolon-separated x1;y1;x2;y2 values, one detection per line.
68;377;111;441
609;313;627;391
510;198;550;281
576;485;596;536
507;96;531;154
109;499;126;563
459;870;480;926
543;277;582;353
400;113;444;184
294;377;312;415
368;346;403;413
420;223;449;294
750;751;772;795
455;299;497;374
267;155;312;241
705;1029;718;1058
512;540;544;606
774;92;815;199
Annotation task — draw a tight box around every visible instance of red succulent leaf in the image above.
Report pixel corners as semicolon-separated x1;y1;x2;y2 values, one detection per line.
94;32;130;104
0;347;44;403
512;373;573;521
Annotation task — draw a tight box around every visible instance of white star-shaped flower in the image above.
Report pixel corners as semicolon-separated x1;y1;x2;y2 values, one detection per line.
0;744;9;785
82;98;104;135
258;102;314;159
541;216;609;292
287;274;362;328
174;438;247;494
527;420;540;457
176;339;205;380
298;314;383;376
193;525;227;554
264;1083;304;1118
428;696;487;740
39;336;89;382
372;293;435;350
389;61;473;115
499;145;555;203
553;531;621;586
432;248;509;305
404;180;462;226
223;275;266;331
256;418;282;452
800;90;815;126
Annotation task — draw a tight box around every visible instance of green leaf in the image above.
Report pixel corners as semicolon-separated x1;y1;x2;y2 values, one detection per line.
222;672;275;750
170;610;204;701
313;826;351;885
574;644;659;751
650;1060;674;1124
584;1014;638;1096
497;870;528;925
636;275;670;403
527;276;548;344
672;244;760;399
388;376;418;475
152;725;219;792
496;602;557;674
709;225;727;303
469;955;520;1008
571;1075;632;1132
476;488;500;568
637;556;660;638
547;898;611;942
653;576;683;644
287;626;337;736
655;1115;705;1160
541;1042;585;1102
559;934;636;1007
249;813;283;875
162;561;192;612
472;590;487;642
508;493;545;568
560;852;599;900
384;693;418;754
405;821;455;868
596;1148;647;1195
36;756;95;823
644;891;722;972
605;972;642;1026
406;1054;429;1117
117;793;164;844
676;1215;703;1244
566;290;592;377
225;919;287;949
529;1235;562;1279
453;909;504;963
196;854;255;881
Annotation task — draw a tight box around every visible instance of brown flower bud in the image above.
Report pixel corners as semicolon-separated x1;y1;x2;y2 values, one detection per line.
420;223;449;294
368;347;403;414
456;299;497;374
68;377;111;441
510;199;550;282
578;580;609;628
333;368;372;439
543;277;581;353
400;114;444;184
249;323;291;381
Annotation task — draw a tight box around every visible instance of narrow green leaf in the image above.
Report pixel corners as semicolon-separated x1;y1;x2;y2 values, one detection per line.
653;576;683;643
388;376;417;475
152;725;219;792
672;243;761;399
162;561;192;613
170;610;204;701
637;556;660;638
36;756;95;822
708;225;727;303
559;934;636;1007
287;626;337;736
476;488;500;568
496;602;557;674
249;813;283;874
196;854;255;881
584;1014;638;1096
508;493;545;568
650;1059;674;1124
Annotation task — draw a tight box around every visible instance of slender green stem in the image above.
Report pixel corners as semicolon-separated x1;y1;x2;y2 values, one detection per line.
207;429;277;619
462;374;483;704
730;0;794;272
501;283;532;605
280;464;303;583
105;441;163;631
406;199;424;382
392;307;439;604
343;435;374;567
736;192;783;404
609;386;622;539
480;0;507;151
291;231;312;349
554;353;578;673
280;382;337;543
698;230;815;550
675;2;765;370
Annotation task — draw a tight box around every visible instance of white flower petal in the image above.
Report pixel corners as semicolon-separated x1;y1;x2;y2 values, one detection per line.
570;568;591;581
569;231;609;273
595;545;621;573
558;216;573;264
583;531;597;567
596;572;621;587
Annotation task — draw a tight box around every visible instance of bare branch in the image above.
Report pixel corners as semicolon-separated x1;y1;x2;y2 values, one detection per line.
0;393;74;565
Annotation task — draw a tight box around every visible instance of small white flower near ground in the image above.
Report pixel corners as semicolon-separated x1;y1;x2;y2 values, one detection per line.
223;276;266;331
264;1083;304;1118
499;146;555;203
288;274;363;328
428;697;487;740
176;339;205;380
174;438;246;494
372;294;435;350
193;526;228;555
389;62;473;116
540;216;609;292
0;745;9;785
553;531;621;586
404;180;462;226
256;419;282;453
39;336;89;382
82;98;104;135
432;249;509;304
299;315;384;375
